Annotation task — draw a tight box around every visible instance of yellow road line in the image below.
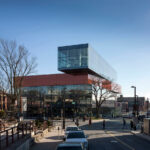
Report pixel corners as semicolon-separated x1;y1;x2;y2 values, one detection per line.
106;131;135;150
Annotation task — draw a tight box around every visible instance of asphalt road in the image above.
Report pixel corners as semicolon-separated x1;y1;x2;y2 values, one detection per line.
31;118;150;150
80;119;150;150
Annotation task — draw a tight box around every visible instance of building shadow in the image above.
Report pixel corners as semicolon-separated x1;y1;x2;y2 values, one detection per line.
87;133;150;150
79;119;130;132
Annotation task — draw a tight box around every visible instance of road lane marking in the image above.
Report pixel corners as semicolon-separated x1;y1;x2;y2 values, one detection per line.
106;131;135;150
110;140;118;143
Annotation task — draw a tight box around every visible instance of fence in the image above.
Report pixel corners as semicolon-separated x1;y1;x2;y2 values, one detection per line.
0;122;33;150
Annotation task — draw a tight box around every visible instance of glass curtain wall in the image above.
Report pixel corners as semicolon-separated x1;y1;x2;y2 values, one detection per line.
22;84;92;118
58;45;88;70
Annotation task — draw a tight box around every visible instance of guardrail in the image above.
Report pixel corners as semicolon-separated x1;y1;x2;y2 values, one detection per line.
0;122;33;150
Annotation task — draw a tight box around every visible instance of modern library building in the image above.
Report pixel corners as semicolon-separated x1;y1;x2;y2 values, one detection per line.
20;44;120;118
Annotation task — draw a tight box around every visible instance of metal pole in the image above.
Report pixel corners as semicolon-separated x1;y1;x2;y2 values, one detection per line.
131;86;137;117
134;87;136;117
62;87;66;129
63;97;65;129
136;95;139;117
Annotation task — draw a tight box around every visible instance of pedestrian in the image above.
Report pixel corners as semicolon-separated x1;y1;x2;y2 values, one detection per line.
130;120;133;130
58;126;60;139
83;116;85;122
122;118;126;129
133;122;136;130
76;118;79;127
103;119;105;130
89;117;91;125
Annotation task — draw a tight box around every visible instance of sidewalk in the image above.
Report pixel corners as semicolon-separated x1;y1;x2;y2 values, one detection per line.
131;130;150;142
31;128;64;150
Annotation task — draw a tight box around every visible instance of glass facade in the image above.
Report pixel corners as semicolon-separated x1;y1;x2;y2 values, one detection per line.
58;44;88;70
19;43;118;118
22;84;92;118
58;44;116;81
88;45;117;81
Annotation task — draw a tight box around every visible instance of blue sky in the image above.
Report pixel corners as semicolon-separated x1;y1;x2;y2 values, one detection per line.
0;0;150;98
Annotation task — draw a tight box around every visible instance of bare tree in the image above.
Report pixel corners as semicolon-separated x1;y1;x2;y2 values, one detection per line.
0;71;4;91
69;89;85;115
0;39;37;112
91;77;120;118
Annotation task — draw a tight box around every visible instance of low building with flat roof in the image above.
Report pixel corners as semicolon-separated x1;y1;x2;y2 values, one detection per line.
117;95;145;112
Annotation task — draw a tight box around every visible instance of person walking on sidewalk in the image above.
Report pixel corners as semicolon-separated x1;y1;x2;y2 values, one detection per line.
122;118;126;129
103;119;106;130
89;117;91;125
130;120;133;130
133;122;136;130
76;118;79;127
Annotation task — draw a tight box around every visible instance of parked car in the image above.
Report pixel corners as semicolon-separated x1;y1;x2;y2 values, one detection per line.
56;142;84;150
65;131;88;150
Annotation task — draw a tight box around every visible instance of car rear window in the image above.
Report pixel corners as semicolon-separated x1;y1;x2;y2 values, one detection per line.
66;127;78;131
67;132;85;138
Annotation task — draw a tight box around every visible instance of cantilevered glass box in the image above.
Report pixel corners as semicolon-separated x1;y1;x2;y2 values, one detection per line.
58;43;116;81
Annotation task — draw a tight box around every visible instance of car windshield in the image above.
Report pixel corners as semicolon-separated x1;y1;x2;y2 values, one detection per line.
57;147;82;150
67;132;85;138
66;127;78;131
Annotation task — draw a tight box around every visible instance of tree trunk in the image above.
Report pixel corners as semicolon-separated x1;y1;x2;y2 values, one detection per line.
96;106;100;118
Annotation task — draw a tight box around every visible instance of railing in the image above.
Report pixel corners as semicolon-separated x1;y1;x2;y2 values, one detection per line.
0;122;33;150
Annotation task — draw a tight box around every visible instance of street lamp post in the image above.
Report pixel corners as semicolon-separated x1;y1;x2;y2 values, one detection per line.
136;95;139;117
131;86;136;117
